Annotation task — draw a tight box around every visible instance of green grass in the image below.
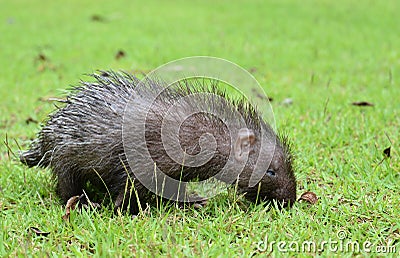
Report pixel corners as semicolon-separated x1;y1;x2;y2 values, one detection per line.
1;0;399;256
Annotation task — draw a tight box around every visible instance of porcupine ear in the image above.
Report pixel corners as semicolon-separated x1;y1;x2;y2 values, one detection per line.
234;128;256;162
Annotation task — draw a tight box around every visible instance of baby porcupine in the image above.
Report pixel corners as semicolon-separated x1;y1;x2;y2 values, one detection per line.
20;71;296;214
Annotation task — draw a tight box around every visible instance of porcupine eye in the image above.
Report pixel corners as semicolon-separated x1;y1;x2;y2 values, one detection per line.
266;169;276;177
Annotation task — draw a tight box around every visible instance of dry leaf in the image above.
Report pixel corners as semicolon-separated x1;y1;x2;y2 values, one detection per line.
62;195;80;221
351;101;374;107
383;146;391;158
192;199;208;210
29;227;50;237
91;14;106;22
25;117;38;124
115;50;126;60
299;191;318;204
36;53;47;62
248;67;258;73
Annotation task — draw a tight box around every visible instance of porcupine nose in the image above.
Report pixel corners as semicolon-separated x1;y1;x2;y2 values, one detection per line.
274;186;296;208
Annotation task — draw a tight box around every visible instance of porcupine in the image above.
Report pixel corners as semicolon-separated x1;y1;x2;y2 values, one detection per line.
20;71;296;214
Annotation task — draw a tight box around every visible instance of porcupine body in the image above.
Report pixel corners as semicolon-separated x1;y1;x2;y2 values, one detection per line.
20;71;296;214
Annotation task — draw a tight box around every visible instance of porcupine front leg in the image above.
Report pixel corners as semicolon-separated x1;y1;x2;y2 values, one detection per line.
55;168;102;209
54;168;85;204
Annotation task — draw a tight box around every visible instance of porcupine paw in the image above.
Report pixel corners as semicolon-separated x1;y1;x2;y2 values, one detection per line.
178;193;209;210
76;194;101;210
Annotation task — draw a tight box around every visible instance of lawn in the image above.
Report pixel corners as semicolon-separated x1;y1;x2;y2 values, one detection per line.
1;0;399;256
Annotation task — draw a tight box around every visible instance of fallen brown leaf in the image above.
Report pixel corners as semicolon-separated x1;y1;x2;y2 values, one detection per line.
29;227;50;237
248;67;257;73
91;14;106;22
383;146;391;158
62;195;80;221
25;117;38;124
36;53;47;62
351;101;374;107
115;50;126;60
298;191;318;204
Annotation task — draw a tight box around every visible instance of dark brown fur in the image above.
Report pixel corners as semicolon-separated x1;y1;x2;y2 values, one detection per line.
20;71;296;214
